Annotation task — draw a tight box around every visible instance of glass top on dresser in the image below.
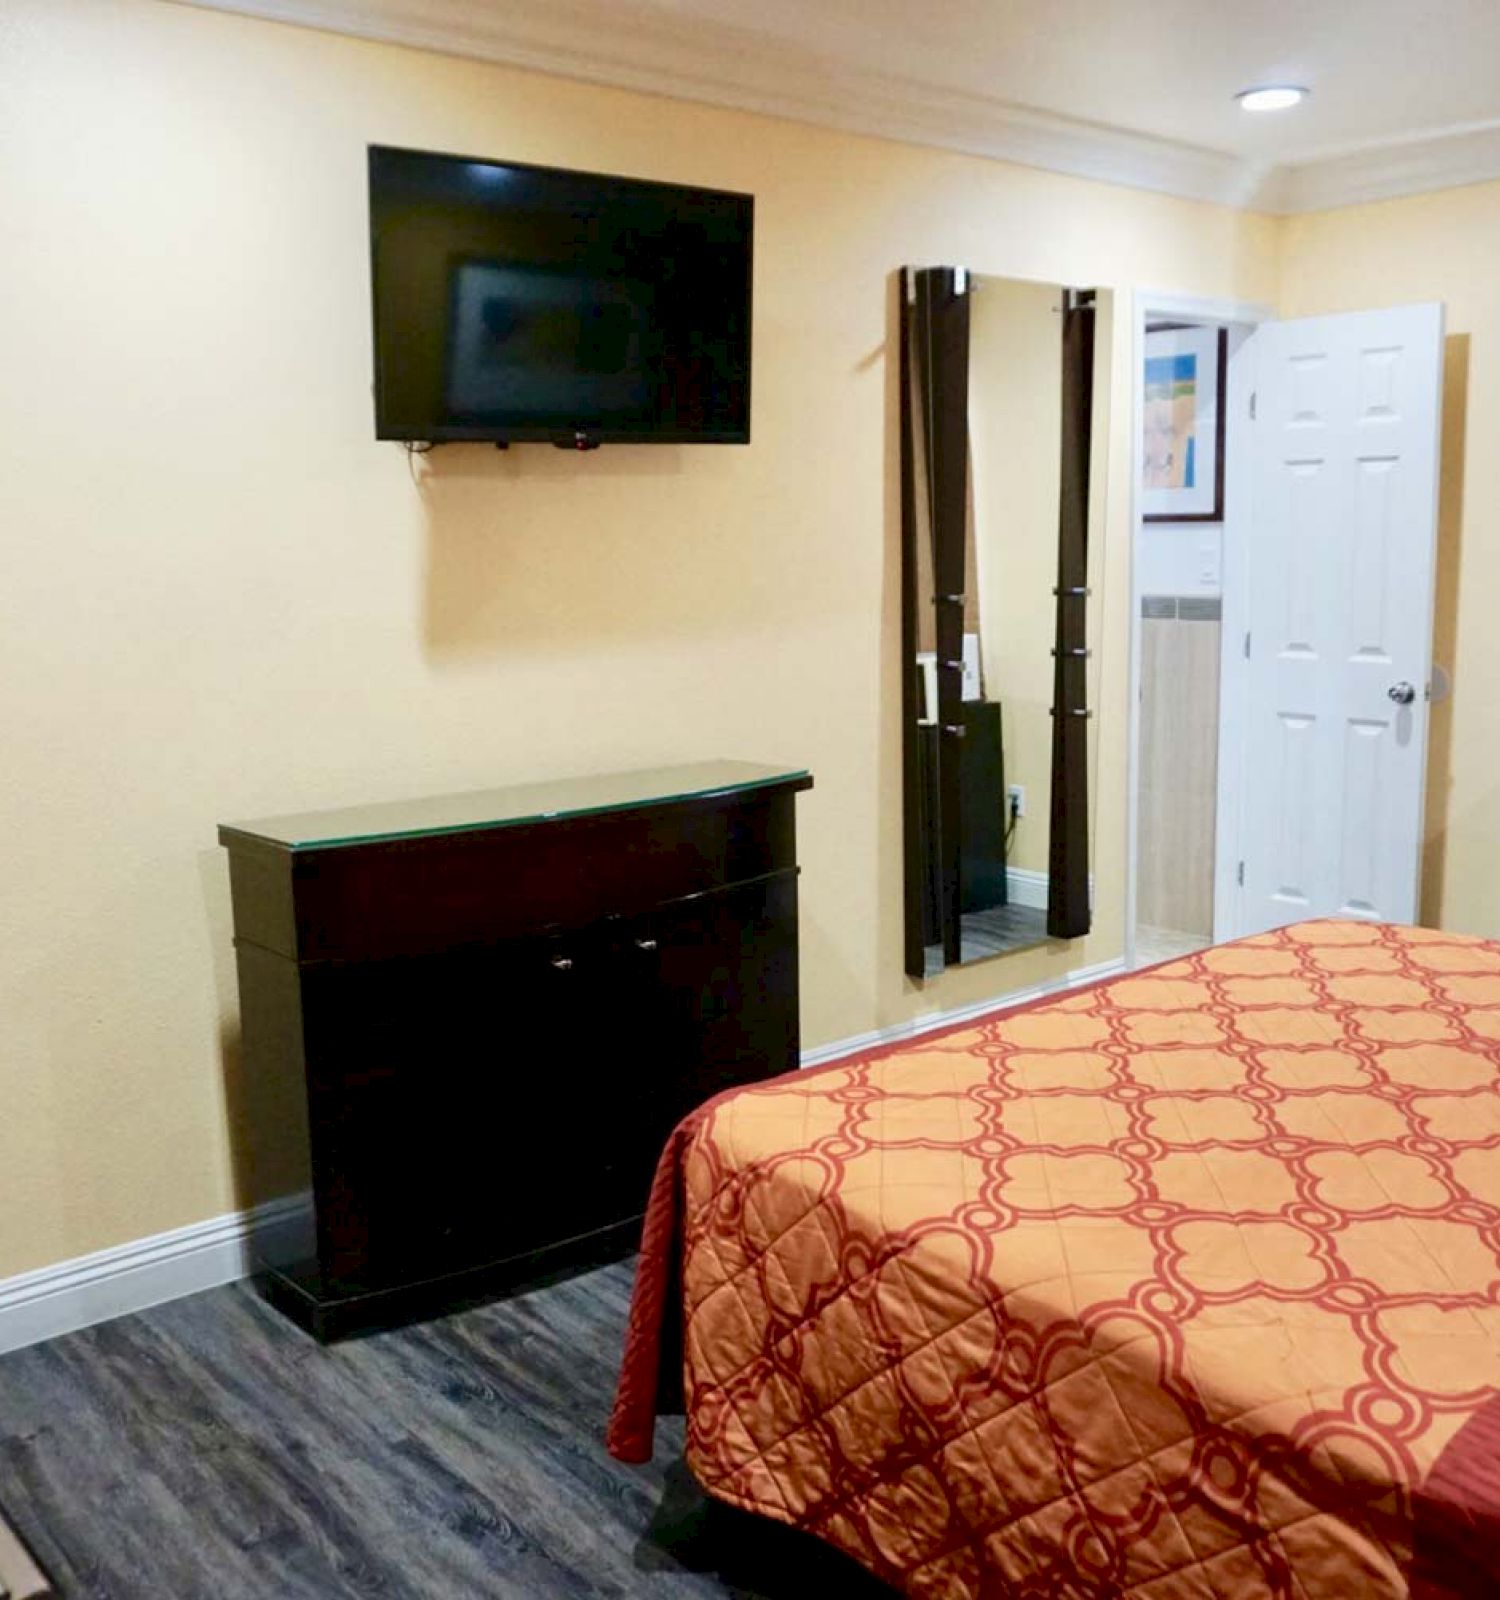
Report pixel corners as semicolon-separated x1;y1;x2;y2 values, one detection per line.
219;760;812;851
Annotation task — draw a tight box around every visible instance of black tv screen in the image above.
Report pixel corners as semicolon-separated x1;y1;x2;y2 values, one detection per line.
368;146;753;445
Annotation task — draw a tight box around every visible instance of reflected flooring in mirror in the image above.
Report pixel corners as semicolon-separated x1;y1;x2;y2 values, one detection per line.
924;903;1050;975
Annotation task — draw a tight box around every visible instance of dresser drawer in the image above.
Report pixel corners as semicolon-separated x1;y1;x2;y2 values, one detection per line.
277;789;799;963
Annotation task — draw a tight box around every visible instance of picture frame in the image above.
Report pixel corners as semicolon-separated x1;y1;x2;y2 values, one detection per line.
1142;323;1226;522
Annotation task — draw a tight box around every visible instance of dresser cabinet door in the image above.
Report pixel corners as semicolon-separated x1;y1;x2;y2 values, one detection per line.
300;930;653;1292
643;871;800;1123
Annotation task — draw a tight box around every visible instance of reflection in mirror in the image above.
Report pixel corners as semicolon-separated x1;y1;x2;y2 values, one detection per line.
900;269;1111;978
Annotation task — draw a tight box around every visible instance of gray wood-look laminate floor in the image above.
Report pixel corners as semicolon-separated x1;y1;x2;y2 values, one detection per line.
0;1262;893;1599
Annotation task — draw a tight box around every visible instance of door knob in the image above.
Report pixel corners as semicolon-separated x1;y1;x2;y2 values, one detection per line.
634;937;658;952
549;955;574;971
1387;681;1417;706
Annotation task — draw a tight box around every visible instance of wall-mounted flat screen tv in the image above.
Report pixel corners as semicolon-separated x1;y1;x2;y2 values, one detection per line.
369;145;753;446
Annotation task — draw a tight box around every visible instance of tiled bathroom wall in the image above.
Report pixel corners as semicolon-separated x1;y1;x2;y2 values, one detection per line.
1137;596;1221;937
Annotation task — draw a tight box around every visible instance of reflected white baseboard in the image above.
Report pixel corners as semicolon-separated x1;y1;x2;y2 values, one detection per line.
1007;867;1095;911
1007;867;1048;909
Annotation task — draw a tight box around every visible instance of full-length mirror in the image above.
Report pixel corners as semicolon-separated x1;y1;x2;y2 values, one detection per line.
900;268;1111;978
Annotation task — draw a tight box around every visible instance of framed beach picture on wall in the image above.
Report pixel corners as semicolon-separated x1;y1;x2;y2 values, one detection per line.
1142;324;1226;521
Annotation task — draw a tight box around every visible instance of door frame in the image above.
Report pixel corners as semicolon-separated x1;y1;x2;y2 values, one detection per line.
1125;290;1271;970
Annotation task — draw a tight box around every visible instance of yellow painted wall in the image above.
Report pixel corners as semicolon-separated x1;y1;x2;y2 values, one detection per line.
1277;183;1500;938
0;0;1279;1277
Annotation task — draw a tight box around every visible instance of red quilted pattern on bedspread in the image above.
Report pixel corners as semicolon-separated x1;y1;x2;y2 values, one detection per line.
610;920;1500;1597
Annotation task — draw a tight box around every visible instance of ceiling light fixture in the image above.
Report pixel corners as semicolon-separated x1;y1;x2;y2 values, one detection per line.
1236;85;1308;113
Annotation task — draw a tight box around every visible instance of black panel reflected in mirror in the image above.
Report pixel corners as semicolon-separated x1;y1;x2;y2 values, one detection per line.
899;268;1111;979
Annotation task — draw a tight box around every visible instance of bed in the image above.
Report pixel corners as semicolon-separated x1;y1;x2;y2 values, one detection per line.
609;920;1500;1598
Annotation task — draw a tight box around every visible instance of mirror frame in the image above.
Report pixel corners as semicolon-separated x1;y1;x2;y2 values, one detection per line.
899;267;1099;979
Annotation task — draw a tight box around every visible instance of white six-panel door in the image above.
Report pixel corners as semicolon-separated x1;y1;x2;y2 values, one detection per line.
1230;304;1443;936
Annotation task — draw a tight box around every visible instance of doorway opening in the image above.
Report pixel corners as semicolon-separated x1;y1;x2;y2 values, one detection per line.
1126;293;1446;971
1128;295;1264;971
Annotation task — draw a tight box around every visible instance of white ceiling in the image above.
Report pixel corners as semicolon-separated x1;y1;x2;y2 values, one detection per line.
181;0;1500;211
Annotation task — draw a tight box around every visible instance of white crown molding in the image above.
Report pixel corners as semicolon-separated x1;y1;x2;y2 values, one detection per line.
171;0;1250;205
168;1;1500;215
1270;120;1500;215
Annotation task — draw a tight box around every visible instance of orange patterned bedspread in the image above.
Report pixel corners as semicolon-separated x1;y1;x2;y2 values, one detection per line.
609;921;1500;1598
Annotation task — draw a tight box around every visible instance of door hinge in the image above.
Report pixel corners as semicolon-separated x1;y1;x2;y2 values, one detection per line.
1237;860;1245;887
1244;630;1251;659
1249;391;1257;421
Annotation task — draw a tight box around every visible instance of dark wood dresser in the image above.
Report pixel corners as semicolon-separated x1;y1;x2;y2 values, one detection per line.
219;760;813;1340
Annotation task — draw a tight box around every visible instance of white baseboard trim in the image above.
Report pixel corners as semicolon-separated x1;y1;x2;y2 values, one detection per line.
800;955;1127;1070
1007;867;1095;912
0;1193;307;1359
0;956;1125;1358
1006;867;1048;910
